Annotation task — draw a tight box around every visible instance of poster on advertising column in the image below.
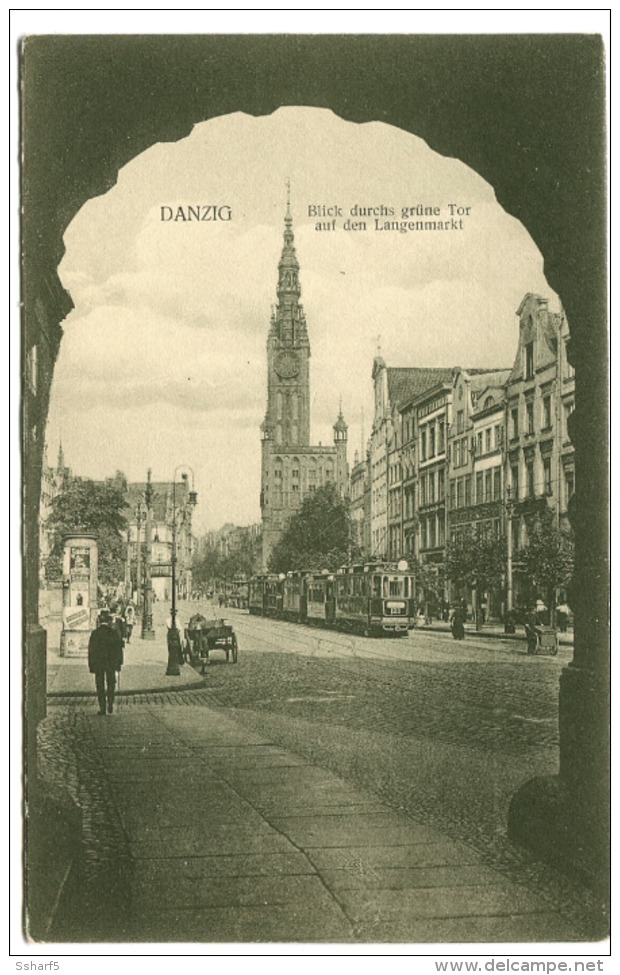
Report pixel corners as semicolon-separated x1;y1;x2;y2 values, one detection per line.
18;17;609;955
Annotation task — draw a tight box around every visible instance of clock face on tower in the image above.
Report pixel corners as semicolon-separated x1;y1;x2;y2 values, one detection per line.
275;350;300;379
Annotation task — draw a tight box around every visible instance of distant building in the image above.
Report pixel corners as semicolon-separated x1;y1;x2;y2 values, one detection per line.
367;355;453;560
260;194;349;569
125;478;196;603
349;451;370;557
39;441;72;581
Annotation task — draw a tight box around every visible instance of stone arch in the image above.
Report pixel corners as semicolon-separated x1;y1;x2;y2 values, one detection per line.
23;35;607;894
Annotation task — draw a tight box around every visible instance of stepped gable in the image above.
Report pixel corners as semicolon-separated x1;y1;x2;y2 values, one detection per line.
125;481;187;522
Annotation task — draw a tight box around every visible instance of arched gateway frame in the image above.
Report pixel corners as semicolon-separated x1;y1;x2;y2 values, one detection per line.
21;34;608;902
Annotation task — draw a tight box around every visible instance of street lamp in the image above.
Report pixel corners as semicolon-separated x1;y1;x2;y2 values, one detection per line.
170;465;198;628
134;501;144;612
505;486;515;633
141;469;156;640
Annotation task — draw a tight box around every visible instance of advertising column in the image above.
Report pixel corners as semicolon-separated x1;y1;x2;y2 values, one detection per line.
60;532;98;656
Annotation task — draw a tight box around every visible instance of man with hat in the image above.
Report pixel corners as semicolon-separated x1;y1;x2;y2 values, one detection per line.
88;609;124;715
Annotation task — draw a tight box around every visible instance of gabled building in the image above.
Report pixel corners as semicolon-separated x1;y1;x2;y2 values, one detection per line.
368;357;453;560
447;367;511;617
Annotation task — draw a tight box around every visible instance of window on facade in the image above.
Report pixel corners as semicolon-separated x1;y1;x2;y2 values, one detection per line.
565;469;575;505
429;518;437;549
464;475;472;506
461;437;468;464
494;424;502;448
476;432;483;455
292;484;299;493
526;401;535;435
421;430;427;461
429;425;436;458
511;408;519;439
525;341;535;379
527;461;535;497
476;472;483;505
457;410;464;434
484;396;493;409
453;440;460;468
456;479;463;508
493;468;501;500
450;480;456;509
438;517;445;546
437;469;445;501
511;465;519;501
420;519;428;550
292;468;299;478
542;395;552;430
543;456;552;496
484;470;492;503
275;469;283;479
428;472;435;503
485;428;491;453
438;421;445;454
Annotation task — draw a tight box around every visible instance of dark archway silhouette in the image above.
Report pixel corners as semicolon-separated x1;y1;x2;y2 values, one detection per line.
22;35;608;918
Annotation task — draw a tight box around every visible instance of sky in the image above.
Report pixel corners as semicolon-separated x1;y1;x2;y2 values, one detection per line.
47;107;558;533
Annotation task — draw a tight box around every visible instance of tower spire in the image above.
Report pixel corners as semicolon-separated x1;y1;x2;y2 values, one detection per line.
277;182;301;308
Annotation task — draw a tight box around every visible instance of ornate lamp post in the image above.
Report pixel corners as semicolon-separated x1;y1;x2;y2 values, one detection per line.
504;486;515;633
141;469;156;640
167;465;197;676
135;501;144;612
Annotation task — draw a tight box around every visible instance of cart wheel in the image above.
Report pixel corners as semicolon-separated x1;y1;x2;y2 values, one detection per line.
231;634;238;663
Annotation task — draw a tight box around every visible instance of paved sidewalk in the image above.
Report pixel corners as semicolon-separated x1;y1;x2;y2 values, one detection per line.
416;621;574;646
47;627;205;697
51;705;584;944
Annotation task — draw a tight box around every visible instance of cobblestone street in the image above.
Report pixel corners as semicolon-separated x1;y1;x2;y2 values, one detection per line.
39;606;607;942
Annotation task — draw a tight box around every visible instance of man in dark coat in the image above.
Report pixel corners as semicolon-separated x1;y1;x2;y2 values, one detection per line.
88;609;124;715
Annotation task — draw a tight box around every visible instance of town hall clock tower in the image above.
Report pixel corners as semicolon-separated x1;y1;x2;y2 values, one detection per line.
263;187;311;447
260;190;349;569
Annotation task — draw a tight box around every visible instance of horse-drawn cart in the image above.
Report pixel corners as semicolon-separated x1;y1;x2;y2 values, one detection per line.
184;614;238;673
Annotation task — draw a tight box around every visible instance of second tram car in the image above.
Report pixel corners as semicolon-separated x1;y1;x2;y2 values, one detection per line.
249;562;416;636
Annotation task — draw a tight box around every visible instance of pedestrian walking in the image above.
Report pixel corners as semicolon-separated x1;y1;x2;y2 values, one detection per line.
450;603;466;641
88;609;124;715
124;601;136;644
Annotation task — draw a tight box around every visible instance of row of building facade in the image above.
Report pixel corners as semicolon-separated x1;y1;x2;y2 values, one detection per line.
351;293;575;619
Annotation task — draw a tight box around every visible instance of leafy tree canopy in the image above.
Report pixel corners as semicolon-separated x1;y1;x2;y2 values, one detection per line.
193;533;260;589
446;526;506;593
45;478;129;586
268;482;359;574
517;511;574;605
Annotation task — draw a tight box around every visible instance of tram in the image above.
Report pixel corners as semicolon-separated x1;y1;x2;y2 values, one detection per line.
248;561;417;636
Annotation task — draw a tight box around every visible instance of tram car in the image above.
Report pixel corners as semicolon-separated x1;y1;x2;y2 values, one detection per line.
333;563;415;635
249;562;416;636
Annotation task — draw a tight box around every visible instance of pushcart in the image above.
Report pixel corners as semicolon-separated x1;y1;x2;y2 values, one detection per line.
524;623;558;656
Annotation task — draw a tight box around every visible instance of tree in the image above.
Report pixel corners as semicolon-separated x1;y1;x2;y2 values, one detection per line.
517;511;574;618
268;482;359;574
45;478;129;586
446;526;506;628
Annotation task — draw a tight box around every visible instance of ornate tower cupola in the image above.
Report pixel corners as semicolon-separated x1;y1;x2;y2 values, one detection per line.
333;403;348;443
277;184;301;312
